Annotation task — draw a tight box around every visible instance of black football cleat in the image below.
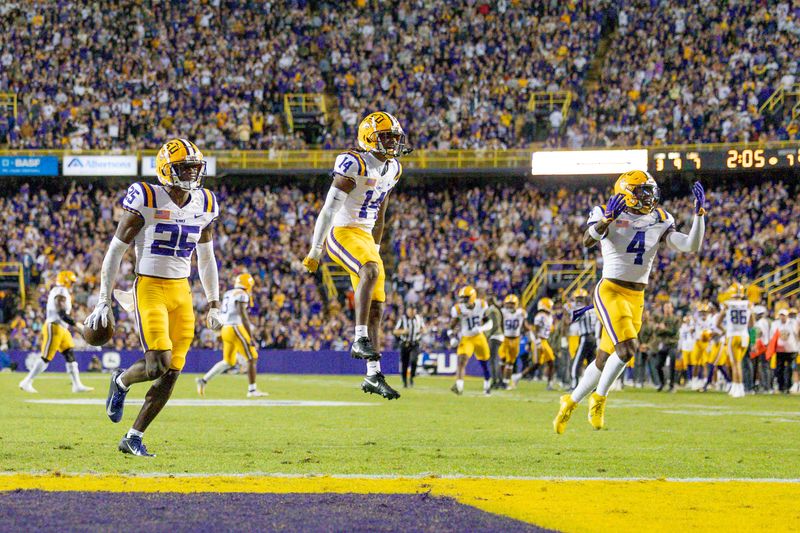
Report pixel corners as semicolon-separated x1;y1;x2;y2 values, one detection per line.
351;337;380;360
361;372;400;400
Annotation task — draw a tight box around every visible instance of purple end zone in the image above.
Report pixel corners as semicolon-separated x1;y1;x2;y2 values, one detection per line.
0;491;556;533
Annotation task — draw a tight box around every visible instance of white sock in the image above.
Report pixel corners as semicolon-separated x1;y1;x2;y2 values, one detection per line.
570;361;602;403
23;358;48;383
115;372;130;392
248;383;257;393
483;379;491;392
126;428;144;439
355;325;368;340
366;360;381;376
596;354;627;397
203;360;232;383
67;361;86;388
456;379;464;392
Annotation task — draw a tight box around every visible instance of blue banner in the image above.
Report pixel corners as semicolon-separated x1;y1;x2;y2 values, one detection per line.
0;156;59;176
6;349;487;376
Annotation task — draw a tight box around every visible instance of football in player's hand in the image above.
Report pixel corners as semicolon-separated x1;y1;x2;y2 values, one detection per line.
83;312;115;346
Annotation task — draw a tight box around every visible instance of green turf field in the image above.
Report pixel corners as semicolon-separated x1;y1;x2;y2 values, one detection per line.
2;372;799;479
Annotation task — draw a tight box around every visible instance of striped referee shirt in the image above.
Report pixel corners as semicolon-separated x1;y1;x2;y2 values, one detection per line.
396;315;425;343
575;308;598;337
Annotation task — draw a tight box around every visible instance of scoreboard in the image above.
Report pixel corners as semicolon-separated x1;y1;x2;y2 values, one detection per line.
649;145;800;173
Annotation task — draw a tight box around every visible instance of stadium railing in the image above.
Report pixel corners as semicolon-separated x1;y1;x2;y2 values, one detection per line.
750;258;800;309
521;261;595;310
0;262;25;308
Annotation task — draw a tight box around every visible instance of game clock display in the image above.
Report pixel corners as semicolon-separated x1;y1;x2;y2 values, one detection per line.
649;145;800;173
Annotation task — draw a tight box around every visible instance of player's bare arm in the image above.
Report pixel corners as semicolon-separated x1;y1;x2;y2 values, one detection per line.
372;191;390;248
583;194;626;248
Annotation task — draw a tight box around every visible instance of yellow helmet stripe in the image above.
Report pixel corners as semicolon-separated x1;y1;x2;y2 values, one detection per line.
139;182;155;208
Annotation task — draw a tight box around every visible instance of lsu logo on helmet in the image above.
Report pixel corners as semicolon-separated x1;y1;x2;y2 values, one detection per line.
614;170;660;214
156;138;207;191
357;112;409;158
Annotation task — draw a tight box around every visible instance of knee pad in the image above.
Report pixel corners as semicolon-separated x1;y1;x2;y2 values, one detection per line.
62;349;75;364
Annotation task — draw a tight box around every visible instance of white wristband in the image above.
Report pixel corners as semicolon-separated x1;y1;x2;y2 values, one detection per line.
588;224;606;241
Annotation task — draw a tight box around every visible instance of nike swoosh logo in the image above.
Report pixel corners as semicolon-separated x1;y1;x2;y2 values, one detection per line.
194;214;204;218
107;403;115;416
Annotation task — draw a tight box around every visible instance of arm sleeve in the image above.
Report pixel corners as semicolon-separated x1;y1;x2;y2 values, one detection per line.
665;214;705;252
450;306;459;319
98;236;130;304
197;240;220;303
310;186;348;255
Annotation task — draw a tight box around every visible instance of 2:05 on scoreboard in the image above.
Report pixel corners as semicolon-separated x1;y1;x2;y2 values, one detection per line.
649;146;800;172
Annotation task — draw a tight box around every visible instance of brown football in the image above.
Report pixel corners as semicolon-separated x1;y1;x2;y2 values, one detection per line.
83;313;115;346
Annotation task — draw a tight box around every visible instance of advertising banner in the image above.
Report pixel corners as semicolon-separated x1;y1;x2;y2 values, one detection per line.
0;156;59;176
141;156;217;177
63;155;138;176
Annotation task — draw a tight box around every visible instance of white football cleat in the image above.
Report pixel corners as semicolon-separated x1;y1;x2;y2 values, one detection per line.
196;378;206;397
247;390;268;398
19;381;37;393
72;385;94;393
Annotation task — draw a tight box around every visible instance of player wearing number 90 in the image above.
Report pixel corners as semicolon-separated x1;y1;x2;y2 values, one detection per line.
554;171;706;433
303;112;410;401
84;138;221;457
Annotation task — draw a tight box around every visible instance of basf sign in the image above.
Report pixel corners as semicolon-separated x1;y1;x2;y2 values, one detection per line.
0;156;59;176
63;155;138;176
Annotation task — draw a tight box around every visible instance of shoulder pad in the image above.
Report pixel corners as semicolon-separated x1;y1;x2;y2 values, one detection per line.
587;205;605;225
199;188;219;217
121;182;155;216
333;152;368;179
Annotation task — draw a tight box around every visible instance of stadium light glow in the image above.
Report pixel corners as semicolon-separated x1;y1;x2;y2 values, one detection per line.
531;149;649;175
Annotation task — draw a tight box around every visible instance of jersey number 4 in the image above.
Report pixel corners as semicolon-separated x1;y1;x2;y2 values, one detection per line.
151;224;201;257
626;231;646;265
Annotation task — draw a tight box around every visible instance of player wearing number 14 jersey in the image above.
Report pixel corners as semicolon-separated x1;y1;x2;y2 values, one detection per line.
303;112;410;400
554;171;707;433
84;138;222;457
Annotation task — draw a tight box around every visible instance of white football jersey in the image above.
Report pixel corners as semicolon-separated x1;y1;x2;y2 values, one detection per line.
331;151;401;232
533;311;553;340
693;314;715;342
678;321;694;351
122;182;219;279
45;285;71;326
220;288;249;326
724;299;750;338
501;308;526;338
587;206;675;284
451;299;488;337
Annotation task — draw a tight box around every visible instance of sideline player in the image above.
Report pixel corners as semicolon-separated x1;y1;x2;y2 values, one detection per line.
449;286;494;395
196;273;267;398
19;270;93;393
512;298;556;389
303;112;409;400
554;172;706;433
85;138;221;457
498;294;527;389
690;303;715;390
717;283;753;398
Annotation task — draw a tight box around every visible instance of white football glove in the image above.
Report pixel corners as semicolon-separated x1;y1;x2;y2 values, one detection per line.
84;301;110;330
206;307;222;330
449;336;459;348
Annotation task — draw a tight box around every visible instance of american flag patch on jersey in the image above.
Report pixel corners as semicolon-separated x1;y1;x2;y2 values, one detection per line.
615;219;629;228
154;209;170;220
365;178;377;186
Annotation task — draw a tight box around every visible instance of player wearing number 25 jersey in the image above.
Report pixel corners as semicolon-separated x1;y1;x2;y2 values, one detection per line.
84;138;222;457
304;112;410;401
555;171;706;434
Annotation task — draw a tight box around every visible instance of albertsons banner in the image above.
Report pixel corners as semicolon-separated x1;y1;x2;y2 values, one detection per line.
63;155;138;176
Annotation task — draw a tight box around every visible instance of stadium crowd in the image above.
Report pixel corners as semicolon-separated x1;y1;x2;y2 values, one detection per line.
2;1;797;152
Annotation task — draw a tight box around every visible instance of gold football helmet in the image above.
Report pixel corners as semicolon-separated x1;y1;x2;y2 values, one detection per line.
537;297;554;312
728;282;746;299
573;288;589;300
155;138;207;190
56;270;77;288
503;294;519;309
458;286;477;306
614;170;660;214
235;273;255;293
357;112;407;158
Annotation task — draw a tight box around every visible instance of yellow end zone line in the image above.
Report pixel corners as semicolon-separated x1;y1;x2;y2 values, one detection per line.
2;474;799;533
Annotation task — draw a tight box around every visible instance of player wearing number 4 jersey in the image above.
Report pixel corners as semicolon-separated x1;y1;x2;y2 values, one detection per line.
554;171;706;433
303;112;411;400
84;138;222;457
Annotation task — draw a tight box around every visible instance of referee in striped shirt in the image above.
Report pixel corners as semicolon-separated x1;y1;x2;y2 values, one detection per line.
393;305;425;388
570;289;598;389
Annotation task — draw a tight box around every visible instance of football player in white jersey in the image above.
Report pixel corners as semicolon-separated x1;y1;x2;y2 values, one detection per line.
554;171;706;433
498;294;527;389
84;138;222;457
690;303;715;390
717;283;753;398
196;273;267;398
19;270;93;394
677;315;695;387
449;286;494;395
514;298;557;389
303;112;409;400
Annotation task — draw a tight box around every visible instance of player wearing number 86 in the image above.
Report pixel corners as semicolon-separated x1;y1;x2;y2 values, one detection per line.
554;170;706;434
303;112;410;401
84;138;222;457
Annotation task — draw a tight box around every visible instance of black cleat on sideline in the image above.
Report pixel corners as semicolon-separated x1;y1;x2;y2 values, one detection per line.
361;372;400;400
351;337;380;360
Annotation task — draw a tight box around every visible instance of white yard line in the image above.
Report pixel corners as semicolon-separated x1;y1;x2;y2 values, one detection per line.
24;399;376;407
